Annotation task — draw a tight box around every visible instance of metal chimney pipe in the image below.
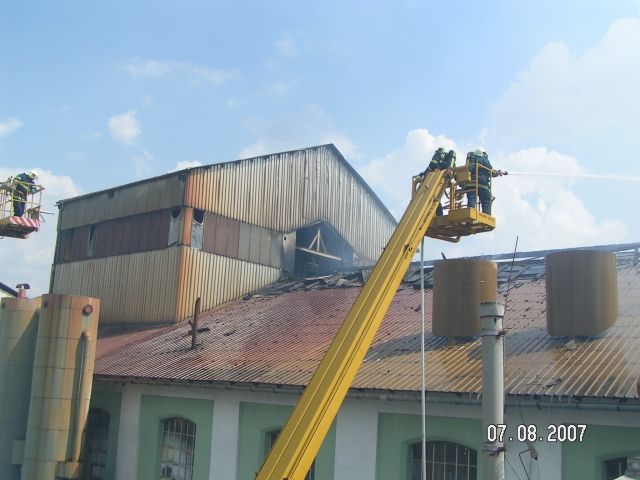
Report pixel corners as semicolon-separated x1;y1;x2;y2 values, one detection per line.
191;297;201;350
481;301;506;480
15;283;30;299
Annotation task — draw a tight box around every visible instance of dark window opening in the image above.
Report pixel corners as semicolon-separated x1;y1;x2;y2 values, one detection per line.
294;222;354;277
83;408;110;480
266;429;314;480
193;209;204;224
171;208;181;219
604;457;628;480
409;441;477;480
87;225;97;258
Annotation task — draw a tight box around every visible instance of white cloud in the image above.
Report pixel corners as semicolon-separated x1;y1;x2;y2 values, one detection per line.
0;167;81;296
358;129;458;216
0;117;23;137
358;131;627;256
170;160;203;172
274;32;298;57
108;110;141;145
239;104;362;161
126;58;240;85
133;149;154;178
488;17;640;150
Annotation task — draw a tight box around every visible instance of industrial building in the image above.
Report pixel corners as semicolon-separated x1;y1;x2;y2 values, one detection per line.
2;145;639;480
50;144;396;325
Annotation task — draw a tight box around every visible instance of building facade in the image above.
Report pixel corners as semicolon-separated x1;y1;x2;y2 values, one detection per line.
50;145;396;326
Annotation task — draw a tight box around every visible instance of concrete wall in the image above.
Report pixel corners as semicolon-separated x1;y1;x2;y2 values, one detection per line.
92;381;640;480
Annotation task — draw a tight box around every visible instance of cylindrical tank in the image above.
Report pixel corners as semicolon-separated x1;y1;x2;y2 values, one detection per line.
546;250;618;337
21;294;100;480
432;259;497;337
0;297;40;480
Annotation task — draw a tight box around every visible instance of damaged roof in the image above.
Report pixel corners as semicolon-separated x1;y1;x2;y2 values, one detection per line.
95;243;640;402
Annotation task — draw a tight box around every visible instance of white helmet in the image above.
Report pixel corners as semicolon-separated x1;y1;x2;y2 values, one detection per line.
474;149;484;156
28;170;38;179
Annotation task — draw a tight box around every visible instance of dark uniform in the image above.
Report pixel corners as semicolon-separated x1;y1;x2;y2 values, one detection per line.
465;151;498;215
421;148;456;215
12;172;37;217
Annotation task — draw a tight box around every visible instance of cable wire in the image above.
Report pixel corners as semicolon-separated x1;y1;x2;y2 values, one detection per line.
420;237;427;480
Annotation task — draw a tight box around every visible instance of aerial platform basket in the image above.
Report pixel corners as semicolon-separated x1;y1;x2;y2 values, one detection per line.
0;179;44;239
412;165;497;242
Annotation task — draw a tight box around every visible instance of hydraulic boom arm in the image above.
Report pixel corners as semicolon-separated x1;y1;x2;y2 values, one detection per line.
256;169;450;480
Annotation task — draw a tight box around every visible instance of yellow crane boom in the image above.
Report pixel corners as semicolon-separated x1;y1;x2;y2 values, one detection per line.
256;169;454;479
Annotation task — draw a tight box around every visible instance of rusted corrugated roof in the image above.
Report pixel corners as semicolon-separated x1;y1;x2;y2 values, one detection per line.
95;248;640;401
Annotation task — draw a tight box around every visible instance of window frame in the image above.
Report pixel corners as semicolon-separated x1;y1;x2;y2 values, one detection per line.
158;416;197;480
408;439;478;480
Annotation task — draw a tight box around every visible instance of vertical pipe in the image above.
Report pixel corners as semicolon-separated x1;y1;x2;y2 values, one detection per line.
191;297;201;350
21;294;100;480
420;239;426;480
481;301;505;480
0;297;40;480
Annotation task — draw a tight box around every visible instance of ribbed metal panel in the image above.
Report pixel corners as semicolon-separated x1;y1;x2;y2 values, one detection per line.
175;248;280;322
59;176;185;230
51;249;181;325
184;145;396;262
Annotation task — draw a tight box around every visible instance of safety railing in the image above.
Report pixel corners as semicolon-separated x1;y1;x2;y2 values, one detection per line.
0;178;44;221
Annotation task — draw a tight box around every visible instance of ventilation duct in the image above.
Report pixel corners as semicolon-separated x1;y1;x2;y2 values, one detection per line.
545;250;618;337
432;259;497;338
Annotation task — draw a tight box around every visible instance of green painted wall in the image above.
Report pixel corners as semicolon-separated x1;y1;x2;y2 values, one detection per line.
88;388;122;480
563;424;640;480
138;395;214;480
376;413;483;480
236;402;336;480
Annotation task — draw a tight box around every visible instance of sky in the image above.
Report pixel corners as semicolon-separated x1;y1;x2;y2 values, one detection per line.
1;0;640;295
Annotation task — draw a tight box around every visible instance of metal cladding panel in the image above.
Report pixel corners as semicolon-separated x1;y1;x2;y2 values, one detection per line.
175;248;280;322
184;145;396;263
432;260;498;337
59;175;185;230
51;249;181;325
546;250;618;337
95;262;640;400
238;223;251;261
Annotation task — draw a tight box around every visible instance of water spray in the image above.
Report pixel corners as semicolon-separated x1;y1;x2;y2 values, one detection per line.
508;172;640;182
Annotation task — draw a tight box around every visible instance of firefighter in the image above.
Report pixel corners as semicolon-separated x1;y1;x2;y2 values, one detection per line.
12;170;38;217
464;150;507;215
419;148;456;215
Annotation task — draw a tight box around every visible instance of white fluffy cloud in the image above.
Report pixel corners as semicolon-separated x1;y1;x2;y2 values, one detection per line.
171;160;203;172
0;117;23;137
0;167;81;296
108;110;141;145
488;17;640;151
357;130;628;256
358;129;458;216
239;104;362;160
133;149;154;178
274;32;298;57
126;58;240;85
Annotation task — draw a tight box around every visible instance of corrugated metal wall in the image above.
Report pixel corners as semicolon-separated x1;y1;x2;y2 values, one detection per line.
58;175;185;230
184;145;396;262
175;248;281;321
51;248;181;325
55;209;172;263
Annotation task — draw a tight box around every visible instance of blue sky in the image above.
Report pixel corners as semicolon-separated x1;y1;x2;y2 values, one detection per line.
2;0;640;294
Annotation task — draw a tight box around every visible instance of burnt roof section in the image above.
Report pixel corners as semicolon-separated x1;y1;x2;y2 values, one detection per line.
94;243;640;402
56;144;396;224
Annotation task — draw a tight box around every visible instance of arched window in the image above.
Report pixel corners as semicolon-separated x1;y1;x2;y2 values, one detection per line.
266;429;315;480
84;408;110;480
160;417;196;480
603;457;627;480
409;440;477;480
